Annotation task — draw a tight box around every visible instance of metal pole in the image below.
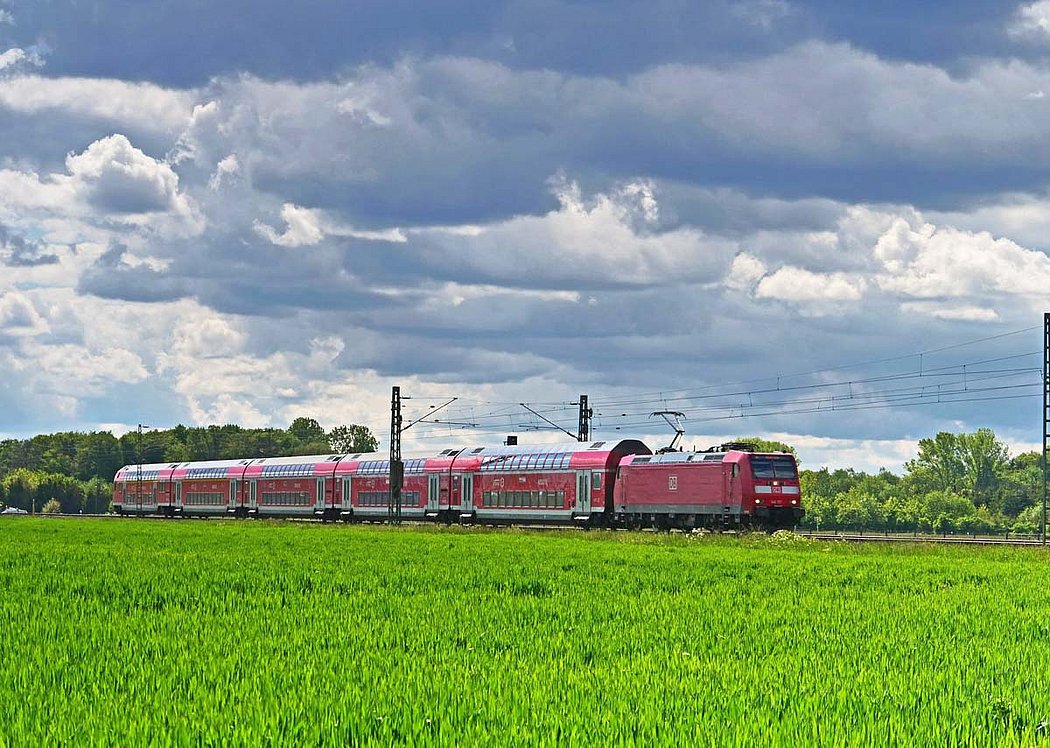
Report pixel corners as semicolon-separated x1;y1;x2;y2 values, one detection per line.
578;395;591;442
389;386;403;524
136;423;145;511
1043;313;1048;544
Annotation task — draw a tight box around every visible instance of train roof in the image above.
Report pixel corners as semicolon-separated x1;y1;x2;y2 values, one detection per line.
624;449;796;466
438;439;648;458
115;440;656;481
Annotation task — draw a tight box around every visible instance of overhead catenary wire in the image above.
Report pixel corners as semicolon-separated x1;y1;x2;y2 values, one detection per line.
376;326;1044;446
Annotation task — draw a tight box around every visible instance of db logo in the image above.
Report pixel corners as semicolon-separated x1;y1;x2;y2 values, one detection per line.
668;475;678;491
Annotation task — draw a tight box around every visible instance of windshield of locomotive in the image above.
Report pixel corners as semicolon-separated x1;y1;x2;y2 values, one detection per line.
750;456;798;480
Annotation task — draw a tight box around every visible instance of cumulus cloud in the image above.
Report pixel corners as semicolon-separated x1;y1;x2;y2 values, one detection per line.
0;134;201;237
872;220;1050;301
0;291;48;337
1009;1;1050;40
67;134;186;214
755;266;866;302
405;176;736;289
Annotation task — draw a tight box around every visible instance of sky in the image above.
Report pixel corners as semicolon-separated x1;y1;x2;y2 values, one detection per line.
1;0;1050;472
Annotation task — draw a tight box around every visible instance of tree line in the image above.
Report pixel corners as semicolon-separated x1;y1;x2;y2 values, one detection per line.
798;429;1043;535
0;418;378;514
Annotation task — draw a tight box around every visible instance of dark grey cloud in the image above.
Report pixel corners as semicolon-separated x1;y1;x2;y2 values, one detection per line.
2;0;810;86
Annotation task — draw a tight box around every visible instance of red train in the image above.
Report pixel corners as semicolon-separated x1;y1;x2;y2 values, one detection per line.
112;439;803;529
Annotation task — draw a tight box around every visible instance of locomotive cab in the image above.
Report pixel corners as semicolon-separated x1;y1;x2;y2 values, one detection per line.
738;452;803;528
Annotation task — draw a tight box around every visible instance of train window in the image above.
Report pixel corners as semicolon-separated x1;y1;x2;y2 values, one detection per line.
556;490;565;507
591;472;602;490
750;457;798;479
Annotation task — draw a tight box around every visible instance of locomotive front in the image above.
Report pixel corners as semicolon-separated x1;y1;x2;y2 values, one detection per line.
738;452;803;528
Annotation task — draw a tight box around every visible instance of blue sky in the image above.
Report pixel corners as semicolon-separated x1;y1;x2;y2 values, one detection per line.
1;0;1049;470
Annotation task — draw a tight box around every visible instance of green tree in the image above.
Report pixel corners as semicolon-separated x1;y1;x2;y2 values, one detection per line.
734;437;796;456
288;417;326;443
906;432;965;495
2;468;42;512
328;424;379;454
957;428;1009;508
919;490;975;530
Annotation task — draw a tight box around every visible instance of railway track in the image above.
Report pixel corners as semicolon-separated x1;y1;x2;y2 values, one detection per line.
798;531;1047;546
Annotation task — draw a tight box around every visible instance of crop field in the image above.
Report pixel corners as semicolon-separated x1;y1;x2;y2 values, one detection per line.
2;519;1050;745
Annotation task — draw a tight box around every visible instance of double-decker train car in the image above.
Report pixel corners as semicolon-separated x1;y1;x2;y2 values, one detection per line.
113;440;801;529
335;454;429;520
613;447;802;529
452;439;650;523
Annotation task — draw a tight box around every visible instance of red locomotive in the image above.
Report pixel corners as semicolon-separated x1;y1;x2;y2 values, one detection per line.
113;439;802;529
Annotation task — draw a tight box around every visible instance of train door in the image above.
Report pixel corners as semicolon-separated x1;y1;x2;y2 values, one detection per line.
315;478;326;513
341;478;351;512
174;481;183;512
456;473;474;513
427;474;440;513
134;482;142;513
229;480;239;513
575;471;591;515
249;480;258;512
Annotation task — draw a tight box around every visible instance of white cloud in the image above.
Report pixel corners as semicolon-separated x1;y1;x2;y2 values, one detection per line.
0;75;193;133
253;203;324;246
873;221;1050;301
755;267;866;302
0;47;26;71
67;134;186;214
1009;1;1050;39
0;134;202;238
0;292;48;337
419;177;735;287
899;303;1000;322
208;154;240;190
254;202;407;247
725;253;767;291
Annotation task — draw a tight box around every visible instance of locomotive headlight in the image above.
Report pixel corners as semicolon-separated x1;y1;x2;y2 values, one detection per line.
790;500;797;505
754;498;762;504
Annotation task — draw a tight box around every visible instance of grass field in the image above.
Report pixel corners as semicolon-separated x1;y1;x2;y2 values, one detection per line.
2;518;1050;745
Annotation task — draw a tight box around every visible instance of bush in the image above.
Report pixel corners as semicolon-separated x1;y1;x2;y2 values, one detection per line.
41;498;62;515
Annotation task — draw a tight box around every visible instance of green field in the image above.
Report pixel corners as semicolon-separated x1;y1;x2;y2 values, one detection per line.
2;519;1050;745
